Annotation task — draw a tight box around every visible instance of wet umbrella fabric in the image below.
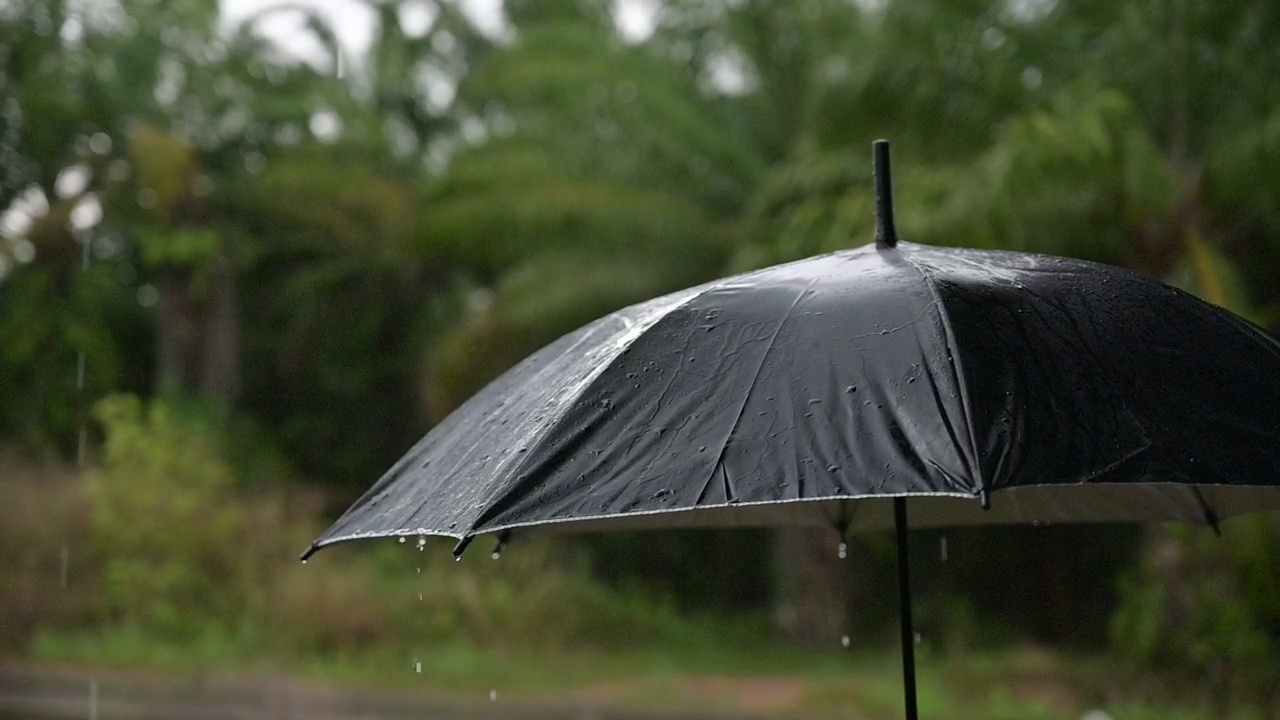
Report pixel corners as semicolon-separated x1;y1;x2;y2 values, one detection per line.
306;142;1280;720
309;239;1280;552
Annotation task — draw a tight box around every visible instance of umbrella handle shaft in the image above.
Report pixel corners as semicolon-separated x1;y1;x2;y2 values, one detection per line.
895;497;919;720
874;140;899;249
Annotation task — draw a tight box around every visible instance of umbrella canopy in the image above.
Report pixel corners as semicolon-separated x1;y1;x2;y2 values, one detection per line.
308;183;1280;557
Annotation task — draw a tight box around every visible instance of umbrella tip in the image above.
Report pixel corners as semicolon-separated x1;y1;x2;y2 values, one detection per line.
452;535;475;560
873;140;898;250
299;542;319;563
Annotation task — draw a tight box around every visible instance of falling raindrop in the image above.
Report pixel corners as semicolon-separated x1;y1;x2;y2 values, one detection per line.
837;542;847;560
489;689;498;702
840;635;851;648
399;537;407;544
415;661;422;673
417;536;427;551
940;535;948;562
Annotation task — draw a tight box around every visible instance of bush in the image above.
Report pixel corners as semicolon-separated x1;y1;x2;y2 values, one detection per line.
1;394;741;670
1111;520;1280;707
85;394;251;637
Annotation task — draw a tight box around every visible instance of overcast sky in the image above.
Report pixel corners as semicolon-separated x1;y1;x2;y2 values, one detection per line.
219;0;658;64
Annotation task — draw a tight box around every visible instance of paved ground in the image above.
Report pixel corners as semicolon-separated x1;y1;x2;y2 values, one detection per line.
0;664;792;720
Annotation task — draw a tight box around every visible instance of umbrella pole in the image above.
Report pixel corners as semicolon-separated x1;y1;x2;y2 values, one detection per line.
894;497;919;720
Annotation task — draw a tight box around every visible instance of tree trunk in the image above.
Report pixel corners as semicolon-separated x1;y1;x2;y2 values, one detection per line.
772;526;850;647
199;248;241;411
156;267;201;394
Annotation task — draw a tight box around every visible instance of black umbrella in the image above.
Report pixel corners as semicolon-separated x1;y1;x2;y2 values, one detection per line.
306;141;1280;720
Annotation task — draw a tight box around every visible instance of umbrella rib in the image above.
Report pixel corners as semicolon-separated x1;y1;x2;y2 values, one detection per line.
465;286;724;534
697;277;820;508
901;254;983;496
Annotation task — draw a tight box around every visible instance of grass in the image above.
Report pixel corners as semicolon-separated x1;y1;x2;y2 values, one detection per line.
25;622;1263;720
2;450;1271;720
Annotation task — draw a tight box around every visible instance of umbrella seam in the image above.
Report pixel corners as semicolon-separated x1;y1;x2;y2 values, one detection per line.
464;283;735;536
901;251;983;496
698;276;821;510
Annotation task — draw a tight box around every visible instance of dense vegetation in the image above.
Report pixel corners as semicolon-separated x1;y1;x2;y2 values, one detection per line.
2;0;1278;715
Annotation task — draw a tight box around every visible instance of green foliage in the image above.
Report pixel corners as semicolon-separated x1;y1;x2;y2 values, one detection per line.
3;442;721;666
85;394;247;636
981;87;1176;261
1112;521;1280;706
135;225;221;267
0;256;148;454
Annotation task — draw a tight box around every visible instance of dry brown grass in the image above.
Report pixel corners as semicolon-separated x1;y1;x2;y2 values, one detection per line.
0;455;99;651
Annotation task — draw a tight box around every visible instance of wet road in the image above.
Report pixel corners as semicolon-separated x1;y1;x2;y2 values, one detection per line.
0;665;775;720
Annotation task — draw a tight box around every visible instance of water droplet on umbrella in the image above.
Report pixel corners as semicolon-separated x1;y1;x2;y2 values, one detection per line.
828;465;840;473
845;385;857;393
808;398;822;405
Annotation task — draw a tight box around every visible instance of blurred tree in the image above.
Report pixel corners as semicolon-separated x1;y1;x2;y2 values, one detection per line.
415;4;762;414
3;0;1278;666
0;0;493;483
